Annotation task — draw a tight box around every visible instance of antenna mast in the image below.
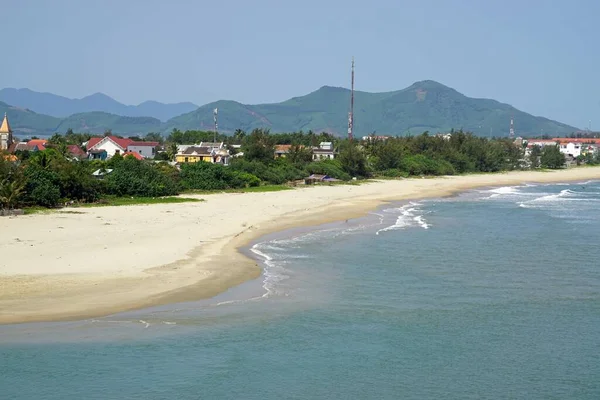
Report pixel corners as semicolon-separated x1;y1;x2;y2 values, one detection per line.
213;108;218;143
509;116;515;139
348;57;355;141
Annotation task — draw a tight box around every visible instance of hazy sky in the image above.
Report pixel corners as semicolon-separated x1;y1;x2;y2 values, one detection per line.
1;0;598;128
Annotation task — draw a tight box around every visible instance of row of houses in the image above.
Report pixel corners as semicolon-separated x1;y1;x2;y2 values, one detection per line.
521;137;600;159
274;142;336;161
2;111;337;164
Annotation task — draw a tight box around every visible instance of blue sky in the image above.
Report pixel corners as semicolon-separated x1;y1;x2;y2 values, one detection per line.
1;0;598;128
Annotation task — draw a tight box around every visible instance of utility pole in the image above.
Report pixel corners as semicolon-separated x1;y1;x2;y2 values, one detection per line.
348;57;355;141
213;108;218;143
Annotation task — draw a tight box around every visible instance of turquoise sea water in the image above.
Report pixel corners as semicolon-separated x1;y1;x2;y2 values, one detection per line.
1;181;600;399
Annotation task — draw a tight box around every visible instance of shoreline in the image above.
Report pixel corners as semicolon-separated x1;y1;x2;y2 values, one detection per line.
2;168;600;325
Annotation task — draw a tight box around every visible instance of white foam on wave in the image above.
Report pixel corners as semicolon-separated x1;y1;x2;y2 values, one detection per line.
490;186;519;195
376;202;430;235
518;188;600;209
249;243;290;300
484;186;523;199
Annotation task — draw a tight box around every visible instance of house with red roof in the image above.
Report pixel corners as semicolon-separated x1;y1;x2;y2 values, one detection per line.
85;136;160;160
123;151;144;160
7;139;48;153
67;145;87;159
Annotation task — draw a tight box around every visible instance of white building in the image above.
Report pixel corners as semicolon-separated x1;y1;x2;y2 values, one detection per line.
559;142;582;158
312;142;336;160
85;136;160;159
127;142;159;159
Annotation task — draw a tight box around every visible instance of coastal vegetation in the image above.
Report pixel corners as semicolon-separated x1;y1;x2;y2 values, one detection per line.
1;127;595;212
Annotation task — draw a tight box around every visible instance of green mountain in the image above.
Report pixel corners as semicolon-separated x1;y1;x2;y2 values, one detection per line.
0;88;198;121
55;112;162;135
0;101;61;135
166;80;578;137
2;81;579;137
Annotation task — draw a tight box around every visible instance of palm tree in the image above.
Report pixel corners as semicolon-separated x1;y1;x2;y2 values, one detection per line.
0;178;25;210
166;143;178;161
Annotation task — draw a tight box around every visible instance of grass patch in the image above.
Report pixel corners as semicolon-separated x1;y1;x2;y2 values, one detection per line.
23;207;51;215
185;185;294;194
80;196;203;207
23;196;202;214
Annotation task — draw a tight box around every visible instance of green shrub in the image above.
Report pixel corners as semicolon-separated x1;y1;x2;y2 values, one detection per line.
180;161;260;190
30;179;61;207
304;160;351;181
400;155;456;176
381;169;408;178
106;157;179;197
23;167;62;207
230;159;304;184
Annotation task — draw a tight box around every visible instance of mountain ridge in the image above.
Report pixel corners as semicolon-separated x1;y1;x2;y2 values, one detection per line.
0;81;580;137
166;80;578;136
0;88;199;122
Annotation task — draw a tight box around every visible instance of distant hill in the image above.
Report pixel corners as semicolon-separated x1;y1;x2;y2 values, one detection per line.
0;88;198;121
55;112;162;135
0;102;162;137
1;81;579;137
0;101;61;135
166;80;578;137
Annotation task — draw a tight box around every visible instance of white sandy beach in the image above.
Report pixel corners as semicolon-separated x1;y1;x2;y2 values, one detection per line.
2;167;600;324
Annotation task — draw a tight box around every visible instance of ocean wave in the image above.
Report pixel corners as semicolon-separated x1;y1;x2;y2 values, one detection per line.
482;185;544;200
250;243;291;299
488;186;520;197
376;202;430;235
519;187;600;210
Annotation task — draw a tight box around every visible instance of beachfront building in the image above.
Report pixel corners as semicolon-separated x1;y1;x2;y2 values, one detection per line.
274;144;310;159
559;142;583;158
175;142;230;165
0;113;14;151
85;136;160;159
8;139;48;153
127;141;160;159
312;142;337;160
86;136;132;158
274;144;292;158
362;135;391;142
524;139;558;156
552;138;600;159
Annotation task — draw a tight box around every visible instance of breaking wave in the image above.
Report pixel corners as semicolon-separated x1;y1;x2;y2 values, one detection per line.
376;202;430;235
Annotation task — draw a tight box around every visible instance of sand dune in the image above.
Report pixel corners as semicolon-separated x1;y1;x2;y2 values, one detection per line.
2;167;600;324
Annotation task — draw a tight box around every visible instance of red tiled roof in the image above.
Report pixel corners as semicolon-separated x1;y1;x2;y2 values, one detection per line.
275;144;292;152
27;139;47;151
128;141;159;147
67;145;86;157
123;151;144;160
552;138;600;144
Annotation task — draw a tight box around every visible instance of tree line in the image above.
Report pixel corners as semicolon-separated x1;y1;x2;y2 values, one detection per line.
1;127;589;211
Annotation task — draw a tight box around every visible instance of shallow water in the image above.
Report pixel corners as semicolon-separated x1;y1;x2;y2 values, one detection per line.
2;181;600;399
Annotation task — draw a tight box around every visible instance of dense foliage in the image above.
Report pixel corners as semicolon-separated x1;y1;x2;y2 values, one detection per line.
2;127;594;211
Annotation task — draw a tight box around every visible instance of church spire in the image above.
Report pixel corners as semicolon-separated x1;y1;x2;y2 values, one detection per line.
0;112;14;151
0;113;12;134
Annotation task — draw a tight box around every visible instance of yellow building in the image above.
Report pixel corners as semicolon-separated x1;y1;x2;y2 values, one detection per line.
175;146;213;163
176;144;230;165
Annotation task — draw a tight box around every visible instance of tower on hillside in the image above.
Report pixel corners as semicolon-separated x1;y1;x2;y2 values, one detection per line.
0;113;14;151
509;117;515;139
348;57;355;141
